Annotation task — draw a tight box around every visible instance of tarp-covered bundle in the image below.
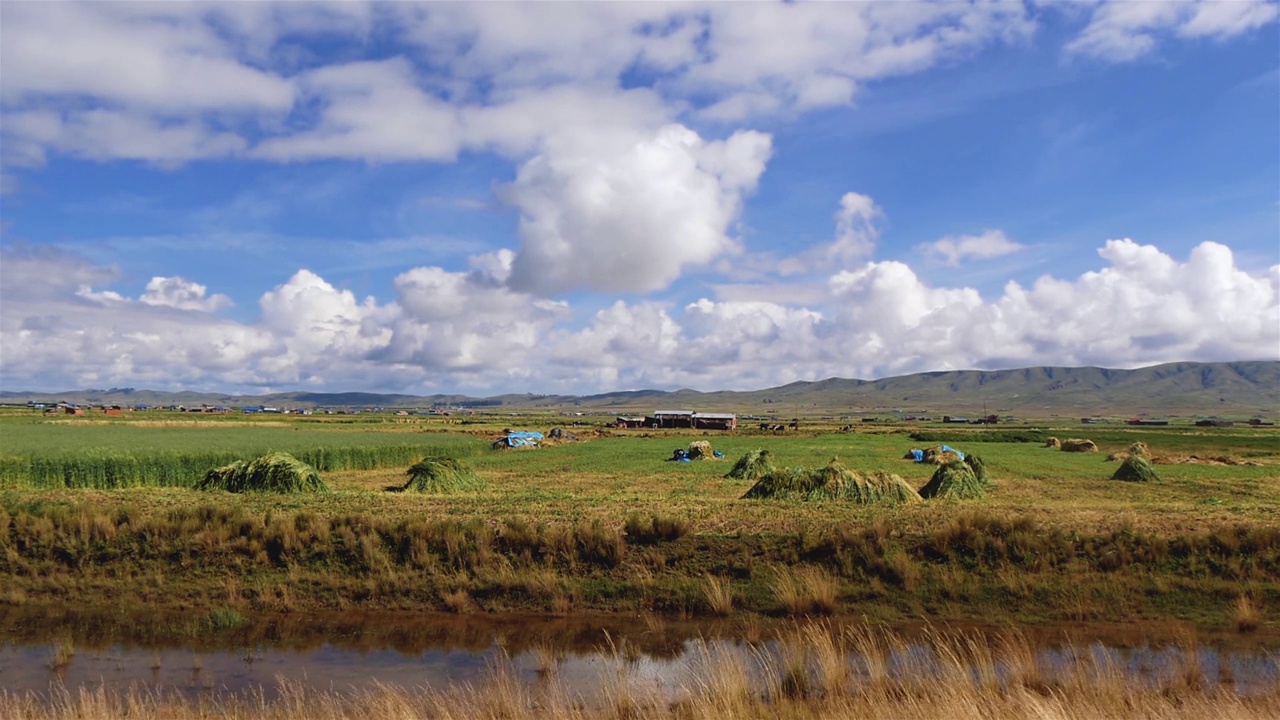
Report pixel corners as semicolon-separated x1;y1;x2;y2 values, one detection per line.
493;431;544;449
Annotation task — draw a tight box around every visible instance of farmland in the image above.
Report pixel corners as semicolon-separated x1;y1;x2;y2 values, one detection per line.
1;408;1277;633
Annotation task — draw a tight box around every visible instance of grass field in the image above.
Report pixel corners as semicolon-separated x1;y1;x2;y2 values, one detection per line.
1;409;1277;632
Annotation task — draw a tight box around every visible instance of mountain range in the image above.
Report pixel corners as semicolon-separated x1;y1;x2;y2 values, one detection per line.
3;361;1276;418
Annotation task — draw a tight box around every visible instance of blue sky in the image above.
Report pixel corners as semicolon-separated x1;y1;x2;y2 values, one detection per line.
2;1;1277;395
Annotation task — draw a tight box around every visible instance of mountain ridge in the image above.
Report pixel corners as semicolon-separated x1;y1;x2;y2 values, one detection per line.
3;360;1276;417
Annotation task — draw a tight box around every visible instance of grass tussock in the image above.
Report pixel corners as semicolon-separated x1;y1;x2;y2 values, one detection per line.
1235;594;1261;632
401;456;482;493
918;455;989;500
742;459;920;504
195;453;328;494
771;566;839;616
624;513;690;544
1112;455;1161;483
702;574;734;616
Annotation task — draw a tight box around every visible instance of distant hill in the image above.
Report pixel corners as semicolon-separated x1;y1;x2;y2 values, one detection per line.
3;361;1276;418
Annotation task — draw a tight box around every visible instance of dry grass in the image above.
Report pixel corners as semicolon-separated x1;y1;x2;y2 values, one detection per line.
771;566;839;616
1235;594;1261;632
702;574;735;616
1060;438;1099;452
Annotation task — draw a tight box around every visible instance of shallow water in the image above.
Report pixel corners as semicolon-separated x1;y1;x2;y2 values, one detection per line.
2;611;1277;703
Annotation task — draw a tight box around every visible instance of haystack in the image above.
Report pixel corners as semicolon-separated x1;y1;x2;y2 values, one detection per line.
1060;438;1099;453
742;458;920;504
1128;441;1150;457
196;452;328;493
1044;437;1061;449
918;455;988;500
1111;455;1161;483
921;445;964;464
688;440;715;460
402;456;483;493
726;449;776;480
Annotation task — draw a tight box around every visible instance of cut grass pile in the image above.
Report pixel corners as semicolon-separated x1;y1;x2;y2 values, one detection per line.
1060;438;1099;453
742;458;921;504
1112;455;1161;483
401;457;483;493
725;449;776;481
917;455;989;500
195;453;328;494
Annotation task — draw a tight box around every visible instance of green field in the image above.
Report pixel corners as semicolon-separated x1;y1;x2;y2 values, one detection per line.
1;409;1277;633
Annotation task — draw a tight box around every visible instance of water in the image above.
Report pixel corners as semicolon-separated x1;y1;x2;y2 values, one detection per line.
1;611;1276;703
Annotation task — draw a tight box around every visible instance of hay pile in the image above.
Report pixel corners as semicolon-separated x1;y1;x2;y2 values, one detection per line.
726;449;776;480
917;455;989;500
742;458;920;504
1060;438;1099;453
1107;441;1151;462
922;446;964;464
402;456;483;493
688;440;716;460
1044;437;1061;449
196;452;328;493
1112;455;1161;483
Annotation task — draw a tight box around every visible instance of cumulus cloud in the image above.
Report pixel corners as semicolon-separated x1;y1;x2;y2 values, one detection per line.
921;230;1024;266
1;239;1276;394
503;124;772;295
776;192;882;276
1066;0;1279;62
139;277;233;312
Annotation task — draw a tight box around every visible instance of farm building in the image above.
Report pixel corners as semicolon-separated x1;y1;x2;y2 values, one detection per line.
692;413;737;430
643;410;738;430
615;416;647;429
650;410;695;428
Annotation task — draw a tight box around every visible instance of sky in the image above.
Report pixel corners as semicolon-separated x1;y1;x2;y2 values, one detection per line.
1;0;1278;396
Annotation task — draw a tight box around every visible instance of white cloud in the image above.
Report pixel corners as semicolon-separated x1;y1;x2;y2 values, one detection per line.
922;229;1024;266
503;124;772;295
778;192;882;276
139;277;232;312
1066;0;1278;62
4;240;1274;394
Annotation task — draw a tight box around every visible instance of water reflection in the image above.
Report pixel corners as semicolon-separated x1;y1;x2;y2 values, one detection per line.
1;609;1276;703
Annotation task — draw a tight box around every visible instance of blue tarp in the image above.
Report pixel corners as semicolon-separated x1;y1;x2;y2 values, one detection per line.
940;445;965;460
910;446;965;462
910;449;925;462
499;431;544;448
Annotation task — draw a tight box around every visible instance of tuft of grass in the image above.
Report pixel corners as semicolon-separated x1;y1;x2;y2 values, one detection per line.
702;574;734;616
195;453;328;493
1112;455;1161;483
624;512;690;544
206;607;245;631
1235;594;1261;633
401;456;483;493
772;566;839;616
442;588;474;614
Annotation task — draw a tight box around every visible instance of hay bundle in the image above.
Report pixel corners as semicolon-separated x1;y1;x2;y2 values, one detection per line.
1128;441;1150;457
1060;438;1099;453
688;440;714;460
196;453;328;493
918;456;987;500
742;459;921;504
726;449;776;480
921;446;963;464
1112;455;1161;483
402;456;482;493
1044;437;1061;449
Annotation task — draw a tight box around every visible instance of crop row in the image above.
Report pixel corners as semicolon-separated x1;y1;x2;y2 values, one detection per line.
0;441;482;490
